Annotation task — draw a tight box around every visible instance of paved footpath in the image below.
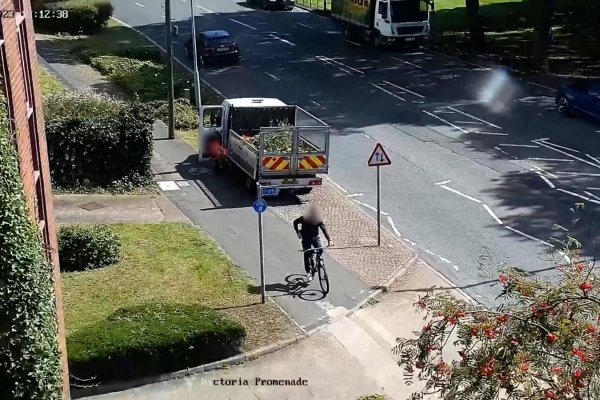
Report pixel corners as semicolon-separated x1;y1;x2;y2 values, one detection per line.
83;260;464;400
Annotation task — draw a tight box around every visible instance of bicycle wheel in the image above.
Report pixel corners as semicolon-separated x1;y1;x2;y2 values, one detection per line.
317;258;329;295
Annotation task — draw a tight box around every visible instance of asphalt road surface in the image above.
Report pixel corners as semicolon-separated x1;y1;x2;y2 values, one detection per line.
111;0;600;306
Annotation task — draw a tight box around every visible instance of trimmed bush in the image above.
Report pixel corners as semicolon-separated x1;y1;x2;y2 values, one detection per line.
44;91;154;191
0;96;62;396
67;303;246;381
89;55;189;101
34;0;113;35
58;225;121;272
148;98;199;130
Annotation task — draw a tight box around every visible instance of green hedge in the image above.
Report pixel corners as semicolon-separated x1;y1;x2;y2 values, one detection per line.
34;0;113;35
0;96;62;396
89;55;189;101
44;91;154;191
68;303;246;381
59;225;121;272
148;98;199;130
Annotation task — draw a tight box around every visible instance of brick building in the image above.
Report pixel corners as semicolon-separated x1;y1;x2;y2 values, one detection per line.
0;0;69;397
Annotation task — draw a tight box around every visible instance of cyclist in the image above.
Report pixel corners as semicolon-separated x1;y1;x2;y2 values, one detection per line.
293;205;332;281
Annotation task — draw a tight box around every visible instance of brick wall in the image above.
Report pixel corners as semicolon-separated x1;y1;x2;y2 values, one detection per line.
0;0;70;398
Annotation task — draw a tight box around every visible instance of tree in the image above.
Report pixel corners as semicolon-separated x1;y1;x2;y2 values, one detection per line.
396;239;600;400
465;0;485;48
529;0;556;70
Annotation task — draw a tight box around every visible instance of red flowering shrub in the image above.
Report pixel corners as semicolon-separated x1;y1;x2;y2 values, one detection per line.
395;243;600;400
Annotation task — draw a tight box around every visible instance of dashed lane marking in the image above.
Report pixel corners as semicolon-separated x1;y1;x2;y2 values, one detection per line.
527;158;574;162
439;184;482;204
557;188;600;205
347;193;364;198
434;180;451;185
297;23;312;29
423;110;469;134
536;173;555;188
352;199;389;216
391;56;423;69
554;172;600;177
532;142;600;170
371;83;406;102
317;55;364;75
345;40;362;46
134;2;145;7
535;139;580;153
382;80;425;99
230;18;257;30
265;72;279;80
505;226;554;248
446;106;502;129
586;154;600;166
482;204;503;225
499;143;539;148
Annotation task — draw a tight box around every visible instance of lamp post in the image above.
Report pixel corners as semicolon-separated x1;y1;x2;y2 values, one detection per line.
190;0;203;155
165;0;175;139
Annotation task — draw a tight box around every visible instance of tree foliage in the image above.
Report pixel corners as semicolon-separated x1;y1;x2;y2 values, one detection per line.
396;238;600;400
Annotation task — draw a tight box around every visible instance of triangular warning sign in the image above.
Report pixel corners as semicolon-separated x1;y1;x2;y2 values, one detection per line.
368;143;391;166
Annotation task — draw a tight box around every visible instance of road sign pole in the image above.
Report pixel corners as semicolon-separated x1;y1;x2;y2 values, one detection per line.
377;165;381;246
257;184;266;304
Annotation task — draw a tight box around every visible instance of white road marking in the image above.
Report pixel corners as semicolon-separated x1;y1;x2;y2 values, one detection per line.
269;34;296;46
362;133;374;140
454;121;482;124
536;173;555;188
452;265;459;271
297;23;312;29
387;216;401;237
424;249;435;255
557;188;600;205
195;4;215;13
586;154;600;166
586;187;600;191
533;140;600;170
230;18;257;30
265;72;279;80
371;83;406;102
482;204;503;225
391;56;422;69
537;137;550;140
423;110;469;134
158;181;180;191
555;172;600;177
310;100;321;107
525;162;559;178
505;226;554;248
352;200;389;216
527;158;574;162
325;176;348;193
439;257;451;264
475;131;509;136
446;106;502;129
499;143;539;148
434;180;451;185
585;191;600;202
345;40;362;46
317;55;364;75
535;139;580;153
439;185;482;204
347;193;364;198
135;1;146;6
382;80;425;98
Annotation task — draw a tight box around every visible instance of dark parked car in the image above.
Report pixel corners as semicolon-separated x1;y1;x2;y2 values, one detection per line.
556;78;600;121
184;30;240;66
246;0;294;10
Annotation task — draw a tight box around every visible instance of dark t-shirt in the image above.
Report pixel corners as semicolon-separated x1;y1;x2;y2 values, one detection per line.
293;216;330;241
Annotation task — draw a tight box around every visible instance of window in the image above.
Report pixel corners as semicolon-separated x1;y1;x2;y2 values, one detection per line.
378;1;388;19
16;23;35;111
28;113;40;173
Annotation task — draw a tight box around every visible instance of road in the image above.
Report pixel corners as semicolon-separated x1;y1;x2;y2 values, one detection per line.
111;0;600;306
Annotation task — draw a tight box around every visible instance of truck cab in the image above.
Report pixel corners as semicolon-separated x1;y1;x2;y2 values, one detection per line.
374;0;431;43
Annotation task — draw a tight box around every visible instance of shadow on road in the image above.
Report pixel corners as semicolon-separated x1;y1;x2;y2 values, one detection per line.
247;273;327;301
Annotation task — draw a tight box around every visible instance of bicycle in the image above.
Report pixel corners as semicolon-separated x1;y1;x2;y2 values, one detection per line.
299;246;330;295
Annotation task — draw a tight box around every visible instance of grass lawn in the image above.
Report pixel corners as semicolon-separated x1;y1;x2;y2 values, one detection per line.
178;129;198;150
61;223;298;352
435;0;523;10
37;65;66;95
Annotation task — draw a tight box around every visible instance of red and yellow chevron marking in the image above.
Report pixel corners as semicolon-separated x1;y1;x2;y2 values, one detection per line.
262;156;290;171
298;155;327;170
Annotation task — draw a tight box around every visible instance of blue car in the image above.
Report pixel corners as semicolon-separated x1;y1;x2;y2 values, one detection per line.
556;79;600;121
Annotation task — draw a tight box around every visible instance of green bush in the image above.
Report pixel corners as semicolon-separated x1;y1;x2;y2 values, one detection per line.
68;303;246;381
44;91;154;191
58;225;121;272
34;0;113;35
0;96;62;397
89;55;189;101
148;98;199;130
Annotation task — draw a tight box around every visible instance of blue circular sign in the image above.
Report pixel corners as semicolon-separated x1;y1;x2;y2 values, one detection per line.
253;199;267;213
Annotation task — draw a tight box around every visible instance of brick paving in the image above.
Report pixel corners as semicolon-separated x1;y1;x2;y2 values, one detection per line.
270;180;415;288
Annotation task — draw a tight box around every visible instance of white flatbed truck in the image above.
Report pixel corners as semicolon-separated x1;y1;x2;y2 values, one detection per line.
199;98;330;195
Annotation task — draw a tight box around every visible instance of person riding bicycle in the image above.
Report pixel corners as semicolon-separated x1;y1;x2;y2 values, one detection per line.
293;205;332;282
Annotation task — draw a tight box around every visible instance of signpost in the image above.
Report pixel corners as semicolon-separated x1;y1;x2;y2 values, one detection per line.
368;143;391;246
253;188;268;303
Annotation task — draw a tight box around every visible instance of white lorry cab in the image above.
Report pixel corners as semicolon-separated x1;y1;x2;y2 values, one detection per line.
199;98;330;195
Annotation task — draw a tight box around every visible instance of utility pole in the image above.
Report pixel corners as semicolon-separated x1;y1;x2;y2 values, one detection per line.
190;0;202;154
165;0;175;139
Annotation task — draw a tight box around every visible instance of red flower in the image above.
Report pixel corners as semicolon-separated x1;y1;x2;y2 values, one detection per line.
496;314;509;323
498;274;509;285
586;325;597;334
580;281;593;291
575;263;586;272
485;328;497;339
447;317;458;325
572;348;590;362
422;323;432;332
547;332;559;343
470;325;480;336
480;366;493;377
437;360;447;370
520;363;530;372
573;369;584;380
545;390;556;399
550;366;563;374
455;311;466;318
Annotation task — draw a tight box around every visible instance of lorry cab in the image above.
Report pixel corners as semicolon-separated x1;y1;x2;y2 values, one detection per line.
374;0;431;43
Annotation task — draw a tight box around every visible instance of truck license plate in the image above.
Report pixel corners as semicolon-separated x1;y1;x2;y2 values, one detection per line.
282;178;297;184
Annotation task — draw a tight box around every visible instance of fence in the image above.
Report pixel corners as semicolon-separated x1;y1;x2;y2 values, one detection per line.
295;0;331;11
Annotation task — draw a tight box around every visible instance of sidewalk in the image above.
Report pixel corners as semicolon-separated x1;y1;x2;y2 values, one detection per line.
82;260;465;400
